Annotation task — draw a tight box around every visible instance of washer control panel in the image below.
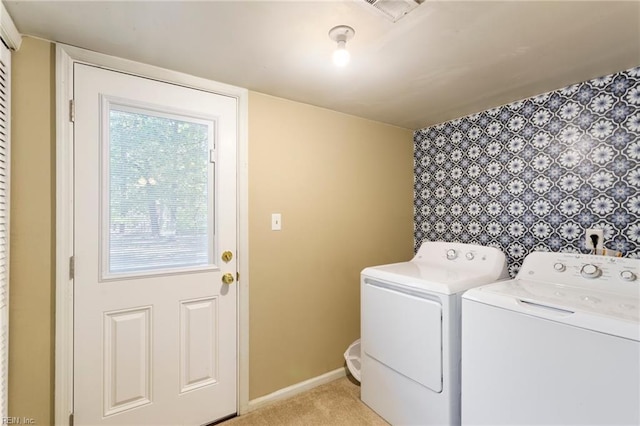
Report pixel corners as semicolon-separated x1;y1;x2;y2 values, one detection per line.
620;270;637;282
443;248;481;262
521;252;640;286
553;262;566;272
444;249;478;261
412;241;509;280
580;263;602;279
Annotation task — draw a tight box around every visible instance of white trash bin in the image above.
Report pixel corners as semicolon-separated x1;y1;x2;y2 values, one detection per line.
344;339;361;382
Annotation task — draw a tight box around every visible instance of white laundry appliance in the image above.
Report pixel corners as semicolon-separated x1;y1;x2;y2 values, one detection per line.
461;252;640;425
360;241;508;426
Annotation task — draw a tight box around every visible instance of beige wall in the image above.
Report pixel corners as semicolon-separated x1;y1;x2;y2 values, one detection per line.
248;92;414;399
9;37;56;425
7;37;414;419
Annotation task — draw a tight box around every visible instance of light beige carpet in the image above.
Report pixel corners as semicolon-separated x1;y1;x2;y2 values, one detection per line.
220;376;389;426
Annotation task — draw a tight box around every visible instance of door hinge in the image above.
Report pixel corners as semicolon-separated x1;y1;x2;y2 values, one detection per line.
69;99;75;122
69;413;74;426
69;256;75;280
209;149;216;163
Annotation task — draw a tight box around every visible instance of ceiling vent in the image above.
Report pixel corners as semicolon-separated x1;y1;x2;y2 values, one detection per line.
363;0;425;22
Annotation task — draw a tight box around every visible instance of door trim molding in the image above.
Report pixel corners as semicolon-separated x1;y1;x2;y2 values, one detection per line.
0;2;22;50
54;44;250;426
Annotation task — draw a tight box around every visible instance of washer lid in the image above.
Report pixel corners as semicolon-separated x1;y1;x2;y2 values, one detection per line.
362;261;506;295
464;279;640;341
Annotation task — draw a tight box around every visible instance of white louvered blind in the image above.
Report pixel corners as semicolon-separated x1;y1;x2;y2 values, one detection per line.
0;40;10;419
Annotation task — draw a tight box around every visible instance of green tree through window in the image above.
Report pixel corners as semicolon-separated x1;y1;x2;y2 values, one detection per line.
108;108;212;273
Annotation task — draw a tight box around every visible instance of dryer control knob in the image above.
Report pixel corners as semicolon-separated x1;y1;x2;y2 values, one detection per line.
580;264;601;279
446;249;457;260
620;270;637;282
553;263;566;272
465;252;475;260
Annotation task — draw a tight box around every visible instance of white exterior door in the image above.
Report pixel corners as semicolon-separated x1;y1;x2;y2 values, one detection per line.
73;63;238;425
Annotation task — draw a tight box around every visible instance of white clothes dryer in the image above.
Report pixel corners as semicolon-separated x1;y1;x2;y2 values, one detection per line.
462;252;640;425
361;241;508;426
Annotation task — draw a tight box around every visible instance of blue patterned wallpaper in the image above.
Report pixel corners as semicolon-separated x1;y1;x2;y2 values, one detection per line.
414;67;640;276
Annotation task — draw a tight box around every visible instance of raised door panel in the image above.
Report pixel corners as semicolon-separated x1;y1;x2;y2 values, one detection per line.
103;307;152;416
180;298;218;393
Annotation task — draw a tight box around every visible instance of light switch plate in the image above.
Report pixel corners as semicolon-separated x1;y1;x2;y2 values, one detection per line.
271;213;282;231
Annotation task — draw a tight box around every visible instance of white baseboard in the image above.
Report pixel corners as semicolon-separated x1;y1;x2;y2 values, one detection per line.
247;367;348;412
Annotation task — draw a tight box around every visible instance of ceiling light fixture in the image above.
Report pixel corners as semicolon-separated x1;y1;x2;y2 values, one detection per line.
328;25;355;67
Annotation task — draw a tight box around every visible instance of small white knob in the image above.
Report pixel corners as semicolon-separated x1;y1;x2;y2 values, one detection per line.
466;252;475;260
553;263;566;272
620;270;637;282
580;264;601;279
446;249;457;260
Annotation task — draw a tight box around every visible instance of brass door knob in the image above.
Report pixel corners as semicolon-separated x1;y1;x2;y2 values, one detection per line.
221;251;233;263
222;273;235;285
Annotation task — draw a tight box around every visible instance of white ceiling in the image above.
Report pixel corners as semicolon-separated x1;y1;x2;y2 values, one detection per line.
6;0;640;130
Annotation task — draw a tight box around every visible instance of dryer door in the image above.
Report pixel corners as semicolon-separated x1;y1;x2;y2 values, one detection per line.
362;279;442;392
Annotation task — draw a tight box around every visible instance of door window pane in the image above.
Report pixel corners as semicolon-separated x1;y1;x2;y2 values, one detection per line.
107;106;213;275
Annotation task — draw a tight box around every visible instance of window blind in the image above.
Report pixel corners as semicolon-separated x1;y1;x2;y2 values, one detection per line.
0;40;11;418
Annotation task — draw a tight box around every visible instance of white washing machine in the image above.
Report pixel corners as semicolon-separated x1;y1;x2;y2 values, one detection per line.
462;252;640;425
361;241;508;426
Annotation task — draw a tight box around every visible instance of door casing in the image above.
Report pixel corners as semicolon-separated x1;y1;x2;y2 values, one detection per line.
54;44;250;426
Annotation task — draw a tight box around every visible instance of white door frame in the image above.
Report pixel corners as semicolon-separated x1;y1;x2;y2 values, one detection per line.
54;44;250;426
